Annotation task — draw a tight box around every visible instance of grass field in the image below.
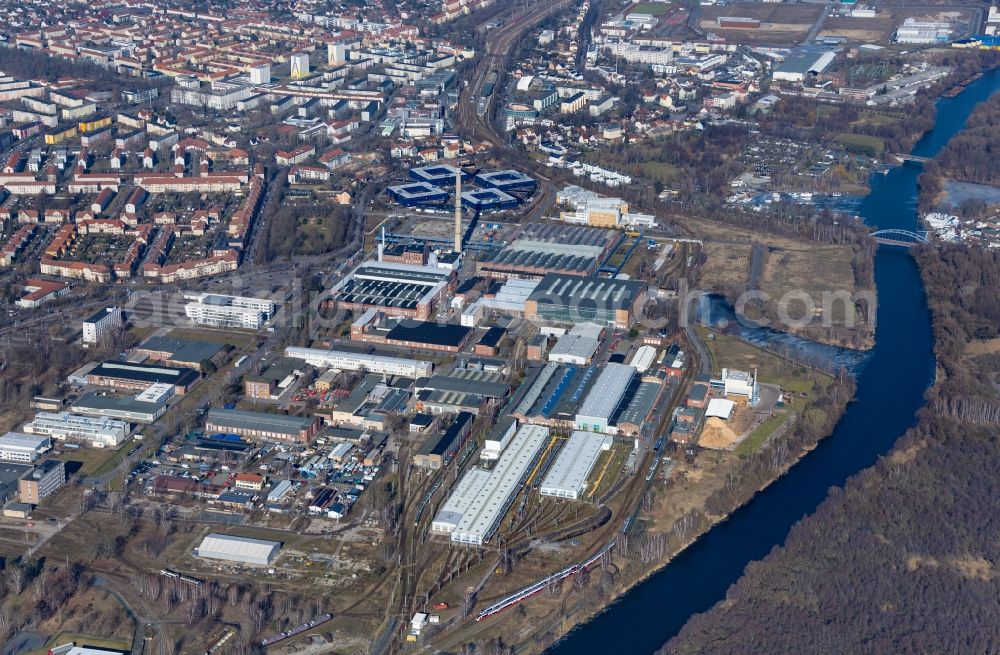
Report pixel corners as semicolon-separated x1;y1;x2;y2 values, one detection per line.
639;161;682;185
630;2;673;16
692;220;862;329
697;326;831;395
56;446;122;478
819;16;897;43
699;2;823;45
759;243;858;325
734;413;790;457
835;133;885;156
699;243;752;289
294;219;343;256
852;110;904;129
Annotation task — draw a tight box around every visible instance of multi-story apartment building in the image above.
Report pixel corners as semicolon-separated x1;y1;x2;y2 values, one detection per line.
82;307;124;346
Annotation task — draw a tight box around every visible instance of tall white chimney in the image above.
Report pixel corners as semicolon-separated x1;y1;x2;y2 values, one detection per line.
454;169;462;253
378;226;385;262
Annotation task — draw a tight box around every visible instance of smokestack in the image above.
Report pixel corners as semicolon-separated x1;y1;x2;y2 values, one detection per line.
378;226;385;262
454;169;462;253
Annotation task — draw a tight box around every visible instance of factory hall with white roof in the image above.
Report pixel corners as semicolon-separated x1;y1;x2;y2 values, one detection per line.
432;424;550;545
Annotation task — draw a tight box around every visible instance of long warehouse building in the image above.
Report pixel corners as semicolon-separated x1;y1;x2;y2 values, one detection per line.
431;468;493;534
540;431;613;500
22;412;131;448
194;533;282;565
284;347;434;378
574;363;637;434
433;424;549;545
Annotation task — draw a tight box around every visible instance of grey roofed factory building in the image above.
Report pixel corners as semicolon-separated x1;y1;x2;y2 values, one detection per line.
284;346;434;378
328;261;453;320
416;389;488;416
133;335;225;369
509;362;580;421
540;431;613;500
574;363;638;434
194;533;282;565
430;468;492;534
72;392;168;423
0;462;32;505
446;424;550;545
413;371;510;400
476;224;619;280
204;408;320;444
383;321;471;351
414;411;474;469
548;333;599;365
773;51;835;83
85;361;201;394
525;274;648;328
0;433;51;463
615;380;663;435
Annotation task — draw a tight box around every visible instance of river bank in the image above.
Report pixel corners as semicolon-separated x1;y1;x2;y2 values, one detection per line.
534;65;1000;655
661;243;1000;654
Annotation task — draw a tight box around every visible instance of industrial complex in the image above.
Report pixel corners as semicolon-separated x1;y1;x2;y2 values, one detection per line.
476;224;620;280
0;0;891;644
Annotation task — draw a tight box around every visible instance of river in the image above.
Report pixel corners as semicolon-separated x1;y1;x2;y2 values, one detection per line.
544;68;1000;655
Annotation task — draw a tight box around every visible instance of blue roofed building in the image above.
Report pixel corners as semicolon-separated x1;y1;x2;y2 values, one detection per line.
387;181;450;206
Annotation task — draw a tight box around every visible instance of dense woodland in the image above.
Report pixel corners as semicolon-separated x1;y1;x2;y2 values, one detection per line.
755;94;936;156
936;91;1000;185
256;174;350;262
916;244;1000;420
661;243;1000;654
662;418;1000;655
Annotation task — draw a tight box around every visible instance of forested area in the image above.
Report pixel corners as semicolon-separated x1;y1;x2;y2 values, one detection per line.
663;418;1000;655
255;175;350;262
936;92;1000;184
755;94;936;156
915;244;1000;421
661;243;1000;655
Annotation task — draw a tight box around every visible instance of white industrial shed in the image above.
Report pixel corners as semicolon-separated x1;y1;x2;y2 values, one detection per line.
574;363;637;434
284;346;434;378
447;424;550;545
706;398;736;420
540;431;613;500
431;468;492;534
548;333;598;366
629;345;658;372
194;533;282;565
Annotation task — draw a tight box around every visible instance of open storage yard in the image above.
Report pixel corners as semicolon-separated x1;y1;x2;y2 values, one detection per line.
700;3;824;45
